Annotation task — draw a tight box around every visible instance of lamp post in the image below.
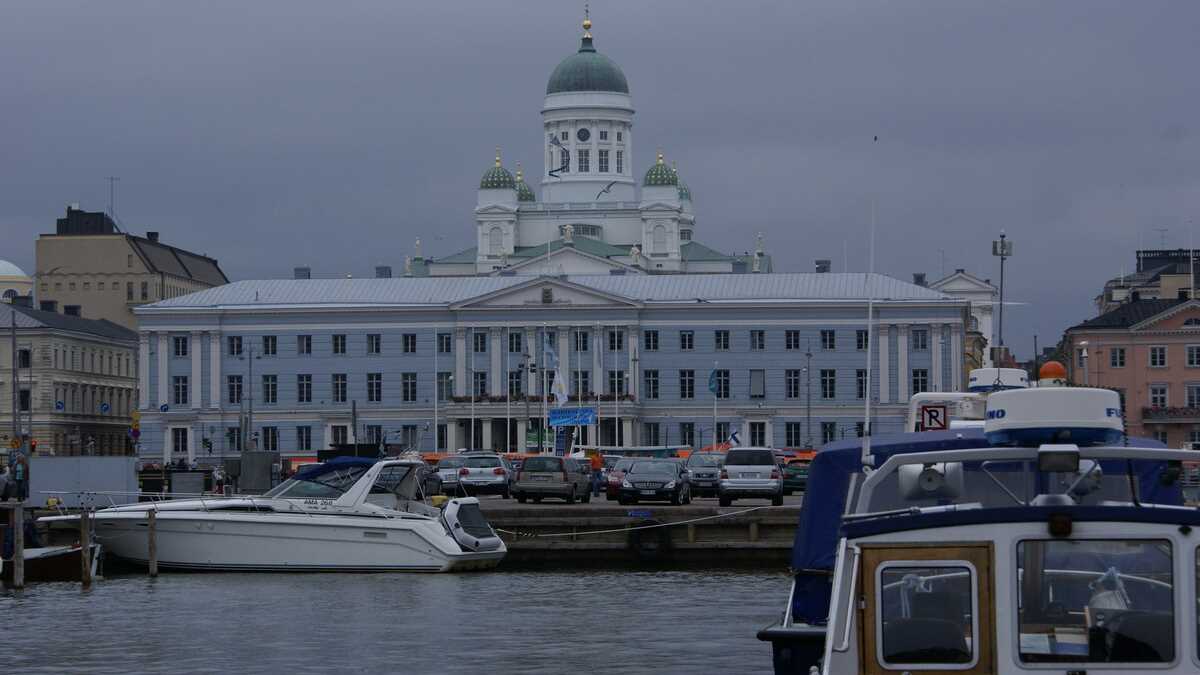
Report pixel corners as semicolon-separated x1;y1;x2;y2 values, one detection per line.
238;346;260;451
1078;341;1089;386
804;342;813;448
992;231;1013;349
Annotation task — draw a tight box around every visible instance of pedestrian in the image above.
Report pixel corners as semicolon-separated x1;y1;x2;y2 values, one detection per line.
13;451;29;502
590;452;603;497
0;463;11;501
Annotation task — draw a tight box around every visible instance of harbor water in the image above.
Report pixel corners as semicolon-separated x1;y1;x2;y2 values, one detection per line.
2;569;789;674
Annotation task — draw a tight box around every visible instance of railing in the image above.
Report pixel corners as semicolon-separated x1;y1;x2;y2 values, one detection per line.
1142;406;1200;421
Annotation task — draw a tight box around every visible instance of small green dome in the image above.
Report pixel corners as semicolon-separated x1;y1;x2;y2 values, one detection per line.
480;151;515;190
546;35;630;95
672;162;691;200
643;153;677;187
515;166;536;202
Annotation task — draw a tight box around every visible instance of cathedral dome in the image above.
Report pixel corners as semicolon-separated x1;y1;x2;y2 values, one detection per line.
546;20;629;95
515;165;536;202
480;150;515;189
643;153;677;187
672;162;692;201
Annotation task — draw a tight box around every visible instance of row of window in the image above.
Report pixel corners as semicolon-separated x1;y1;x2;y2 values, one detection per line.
189;328;934;358
169;367;933;406
170;424;418;454
1146;382;1200;408
552;149;624;175
1092;345;1200;369
558;129;624;143
49;345;132;378
43;279;151;302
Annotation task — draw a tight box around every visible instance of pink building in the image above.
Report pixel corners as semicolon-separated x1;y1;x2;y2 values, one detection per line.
1065;299;1200;448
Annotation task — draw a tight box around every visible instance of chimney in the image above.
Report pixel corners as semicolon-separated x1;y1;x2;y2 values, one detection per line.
146;231;159;243
375;265;393;279
815;259;831;274
293;267;311;280
913;272;927;287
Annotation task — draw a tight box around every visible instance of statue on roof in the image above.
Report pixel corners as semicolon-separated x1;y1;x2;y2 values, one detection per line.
563;223;574;244
630;245;642;266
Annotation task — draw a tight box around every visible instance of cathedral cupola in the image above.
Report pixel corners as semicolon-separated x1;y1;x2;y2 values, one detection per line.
643;152;678;187
515;162;536;202
480;148;516;189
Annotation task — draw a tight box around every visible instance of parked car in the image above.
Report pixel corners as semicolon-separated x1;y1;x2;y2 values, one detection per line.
457;453;513;498
684;452;724;497
605;458;636;501
782;458;811;495
436;456;466;495
718;447;783;506
617;460;691;505
512;455;591;504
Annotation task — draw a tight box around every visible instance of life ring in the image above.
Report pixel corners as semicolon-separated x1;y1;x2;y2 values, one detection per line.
627;518;673;564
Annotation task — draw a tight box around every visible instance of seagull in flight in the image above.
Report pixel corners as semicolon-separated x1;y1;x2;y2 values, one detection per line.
596;182;617;199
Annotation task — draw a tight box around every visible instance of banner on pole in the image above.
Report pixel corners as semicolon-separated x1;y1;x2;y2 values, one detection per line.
549;407;597;427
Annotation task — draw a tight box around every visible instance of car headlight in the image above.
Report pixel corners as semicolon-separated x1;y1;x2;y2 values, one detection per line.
663;481;675;489
622;480;633;488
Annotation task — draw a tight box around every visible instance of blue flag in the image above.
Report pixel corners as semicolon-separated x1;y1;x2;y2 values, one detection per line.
708;369;719;394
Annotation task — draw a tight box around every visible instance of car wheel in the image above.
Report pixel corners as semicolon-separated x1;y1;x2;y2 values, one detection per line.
502;486;511;500
516;494;527;504
670;491;680;506
719;495;731;507
683;486;692;505
617;497;629;506
772;494;784;507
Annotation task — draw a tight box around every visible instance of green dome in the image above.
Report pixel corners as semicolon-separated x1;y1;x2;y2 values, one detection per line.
643;154;677;187
546;36;630;95
515;169;536;202
480;163;515;190
672;163;691;200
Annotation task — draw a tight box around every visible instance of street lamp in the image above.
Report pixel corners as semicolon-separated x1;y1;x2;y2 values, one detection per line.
992;231;1014;348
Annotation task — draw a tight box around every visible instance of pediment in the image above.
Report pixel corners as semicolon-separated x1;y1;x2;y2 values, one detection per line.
476;204;518;216
1131;300;1200;331
503;247;640;276
452;276;641;309
639;201;681;212
930;272;995;294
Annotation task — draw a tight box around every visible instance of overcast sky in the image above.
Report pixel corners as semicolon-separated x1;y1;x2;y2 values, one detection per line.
3;1;1197;357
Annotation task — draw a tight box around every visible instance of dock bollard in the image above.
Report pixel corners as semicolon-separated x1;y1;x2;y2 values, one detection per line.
12;505;25;589
147;509;158;577
80;508;92;589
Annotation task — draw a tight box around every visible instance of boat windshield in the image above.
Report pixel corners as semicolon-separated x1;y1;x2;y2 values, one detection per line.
264;465;372;499
856;454;1166;515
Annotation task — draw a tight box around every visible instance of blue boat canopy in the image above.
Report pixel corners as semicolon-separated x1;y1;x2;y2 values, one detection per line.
293;456;377;482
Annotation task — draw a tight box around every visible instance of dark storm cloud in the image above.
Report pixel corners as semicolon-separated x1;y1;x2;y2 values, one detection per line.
2;0;1198;353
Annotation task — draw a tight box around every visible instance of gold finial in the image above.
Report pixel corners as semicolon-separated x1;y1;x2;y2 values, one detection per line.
582;3;592;37
494;146;502;167
515;161;523;181
656;150;664;165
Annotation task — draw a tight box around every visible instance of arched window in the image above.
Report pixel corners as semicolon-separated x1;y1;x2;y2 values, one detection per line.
652;225;667;253
2;289;17;301
488;227;503;256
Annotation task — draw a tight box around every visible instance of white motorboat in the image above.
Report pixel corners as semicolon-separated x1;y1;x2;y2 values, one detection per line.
760;368;1200;674
41;457;506;572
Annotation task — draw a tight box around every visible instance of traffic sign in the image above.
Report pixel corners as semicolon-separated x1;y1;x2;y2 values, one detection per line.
55;400;65;411
159;404;169;413
920;405;949;431
100;402;111;414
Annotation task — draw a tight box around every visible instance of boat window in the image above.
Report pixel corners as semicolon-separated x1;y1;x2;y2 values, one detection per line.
1016;539;1174;664
876;562;978;668
369;465;414;495
263;465;370;499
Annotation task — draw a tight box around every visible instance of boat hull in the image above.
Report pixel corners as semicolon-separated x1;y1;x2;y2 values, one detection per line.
84;511;504;573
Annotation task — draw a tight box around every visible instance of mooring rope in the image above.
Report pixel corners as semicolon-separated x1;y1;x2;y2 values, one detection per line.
494;505;771;539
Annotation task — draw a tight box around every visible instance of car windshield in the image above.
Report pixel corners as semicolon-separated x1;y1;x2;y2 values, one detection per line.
630;461;676;475
437;458;465;469
264;464;370;499
726;450;775;465
523;457;561;472
613;460;635;472
464;456;502;468
687;454;722;467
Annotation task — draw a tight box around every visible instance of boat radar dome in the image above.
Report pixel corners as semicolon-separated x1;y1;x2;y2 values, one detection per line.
967;367;1029;392
983;387;1123;447
1038;360;1068;387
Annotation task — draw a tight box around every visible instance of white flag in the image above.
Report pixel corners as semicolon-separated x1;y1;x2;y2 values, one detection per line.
551;367;569;407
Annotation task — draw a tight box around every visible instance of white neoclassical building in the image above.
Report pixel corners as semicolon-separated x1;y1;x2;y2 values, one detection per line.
423;16;767;277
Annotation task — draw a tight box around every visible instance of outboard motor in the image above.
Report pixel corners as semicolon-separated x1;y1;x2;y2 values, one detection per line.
442;498;504;552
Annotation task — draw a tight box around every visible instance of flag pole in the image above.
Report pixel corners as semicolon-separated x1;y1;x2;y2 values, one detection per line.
541;322;548;453
712;360;718;448
505;327;511;453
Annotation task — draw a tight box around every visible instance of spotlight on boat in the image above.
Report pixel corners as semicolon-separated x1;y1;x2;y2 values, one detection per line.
1037;444;1080;473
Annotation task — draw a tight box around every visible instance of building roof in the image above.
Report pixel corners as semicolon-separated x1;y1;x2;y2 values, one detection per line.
1067;299;1183;330
680;241;731;262
140;273;954;311
2;304;137;342
546;33;629;95
129;235;228;286
0;260;28;278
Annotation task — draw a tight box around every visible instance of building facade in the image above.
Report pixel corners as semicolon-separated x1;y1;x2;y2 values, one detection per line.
1095;248;1199;315
1;302;137;456
421;16;768;278
133;274;969;464
929;268;997;369
35;205;229;329
1064;298;1200;447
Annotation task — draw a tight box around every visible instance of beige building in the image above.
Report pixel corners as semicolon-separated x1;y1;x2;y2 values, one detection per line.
35;205;228;329
2;301;137;456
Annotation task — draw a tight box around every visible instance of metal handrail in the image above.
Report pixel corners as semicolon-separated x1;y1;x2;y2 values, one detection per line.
834;545;862;653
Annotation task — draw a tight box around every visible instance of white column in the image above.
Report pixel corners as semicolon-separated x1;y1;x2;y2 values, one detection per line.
878;325;891;404
621;419;633;448
516;419;528;451
951;325;963;392
446;419;458;452
156;333;169;408
454;328;467;396
930;323;943;392
481;419;493;451
187;425;196;463
741;419;751;447
764;420;774;448
190;330;202;408
490;328;503;397
627;327;639;400
209;331;221;409
897;324;910;402
138;333;150;409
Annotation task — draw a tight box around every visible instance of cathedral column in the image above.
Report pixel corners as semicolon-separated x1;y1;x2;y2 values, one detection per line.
445;419;458;453
557;326;570;398
525;327;538;395
481;419;493;452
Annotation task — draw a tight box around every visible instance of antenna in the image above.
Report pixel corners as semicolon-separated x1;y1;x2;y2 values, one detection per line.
1154;227;1168;247
861;135;878;468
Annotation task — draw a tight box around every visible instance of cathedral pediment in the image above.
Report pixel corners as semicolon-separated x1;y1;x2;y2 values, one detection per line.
500;246;641;276
451;275;642;309
475;204;518;216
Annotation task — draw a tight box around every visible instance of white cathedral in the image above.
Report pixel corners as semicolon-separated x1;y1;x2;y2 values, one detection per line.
423;16;769;277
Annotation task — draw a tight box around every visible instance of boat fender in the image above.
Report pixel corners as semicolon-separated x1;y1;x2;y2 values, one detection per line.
627;519;672;564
